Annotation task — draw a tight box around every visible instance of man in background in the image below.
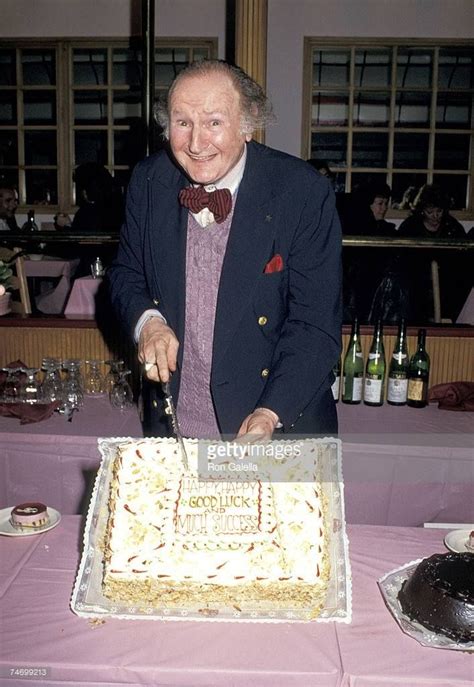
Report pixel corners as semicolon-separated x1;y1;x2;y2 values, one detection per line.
0;186;19;231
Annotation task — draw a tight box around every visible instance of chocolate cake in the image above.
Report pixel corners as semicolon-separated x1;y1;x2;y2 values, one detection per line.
10;502;49;530
398;552;474;643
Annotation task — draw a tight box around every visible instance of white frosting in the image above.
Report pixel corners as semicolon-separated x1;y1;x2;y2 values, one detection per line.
104;439;327;589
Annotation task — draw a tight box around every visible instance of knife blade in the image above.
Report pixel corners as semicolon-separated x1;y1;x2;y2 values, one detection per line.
161;381;189;471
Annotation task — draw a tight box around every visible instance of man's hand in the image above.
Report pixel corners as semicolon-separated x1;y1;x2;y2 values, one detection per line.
138;317;179;383
236;407;279;443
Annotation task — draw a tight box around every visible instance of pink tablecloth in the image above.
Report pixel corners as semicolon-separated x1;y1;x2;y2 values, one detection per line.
0;521;471;687
64;276;103;316
0;396;142;514
0;400;472;524
24;257;80;314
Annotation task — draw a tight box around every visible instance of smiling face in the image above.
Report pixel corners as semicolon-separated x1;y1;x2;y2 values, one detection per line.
370;195;389;221
168;72;250;185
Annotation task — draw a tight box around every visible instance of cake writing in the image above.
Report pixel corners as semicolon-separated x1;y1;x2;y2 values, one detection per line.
174;476;268;537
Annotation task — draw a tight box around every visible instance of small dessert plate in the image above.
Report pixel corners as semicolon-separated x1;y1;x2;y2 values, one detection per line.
0;506;61;537
444;528;474;554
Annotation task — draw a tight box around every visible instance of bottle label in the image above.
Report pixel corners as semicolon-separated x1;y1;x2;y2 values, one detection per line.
331;375;340;401
387;376;408;403
407;379;425;402
355;352;363;358
368;352;382;360
363;375;383;403
343;374;363;401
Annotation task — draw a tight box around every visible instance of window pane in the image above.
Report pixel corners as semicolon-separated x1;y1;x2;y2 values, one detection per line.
0;169;18;189
312;92;348;126
113;90;141;123
351;172;389;193
114;130;133;165
438;48;474;89
433;174;468;210
353;91;390;126
436;92;472;129
24;131;57;165
311;131;347;167
73;49;107;85
393;132;429;168
193;48;210;61
24;91;56;124
391;174;427;208
74;90;108;124
25;169;57;204
0;92;17;123
74;130;107;165
0;131;18;165
395;91;431;127
397;49;432;88
312;50;350;87
355;49;391;87
434;133;470;170
155;48;189;86
112;48;142;86
0;50;16;85
22;50;56;85
352;132;388;168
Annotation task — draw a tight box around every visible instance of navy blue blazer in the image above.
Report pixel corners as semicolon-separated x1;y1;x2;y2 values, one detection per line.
108;141;342;436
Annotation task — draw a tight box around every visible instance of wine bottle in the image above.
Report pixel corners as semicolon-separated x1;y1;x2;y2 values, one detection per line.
363;319;386;406
387;319;409;405
407;329;430;408
342;318;364;404
21;209;39;232
331;355;341;402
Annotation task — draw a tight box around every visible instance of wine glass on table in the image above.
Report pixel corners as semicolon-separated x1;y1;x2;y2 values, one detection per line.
104;359;124;396
109;369;134;410
41;358;64;403
19;368;41;404
1;367;22;403
84;360;105;396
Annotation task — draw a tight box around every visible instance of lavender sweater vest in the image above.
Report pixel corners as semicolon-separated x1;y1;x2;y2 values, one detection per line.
176;206;234;439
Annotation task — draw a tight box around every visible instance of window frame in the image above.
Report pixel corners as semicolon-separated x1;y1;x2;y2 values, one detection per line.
0;37;217;216
302;37;474;219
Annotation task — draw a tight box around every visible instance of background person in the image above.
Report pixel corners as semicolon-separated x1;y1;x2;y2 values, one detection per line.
108;59;342;441
0;186;19;231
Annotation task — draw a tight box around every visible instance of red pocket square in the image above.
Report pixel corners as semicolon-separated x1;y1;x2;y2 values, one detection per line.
264;254;284;274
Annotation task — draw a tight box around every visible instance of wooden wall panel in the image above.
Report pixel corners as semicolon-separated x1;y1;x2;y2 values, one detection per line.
1;325;472;390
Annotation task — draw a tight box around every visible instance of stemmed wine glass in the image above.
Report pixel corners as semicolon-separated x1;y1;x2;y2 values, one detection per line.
109;369;133;410
84;360;105;395
19;368;41;404
1;367;22;403
62;359;84;409
104;359;124;396
41;358;64;403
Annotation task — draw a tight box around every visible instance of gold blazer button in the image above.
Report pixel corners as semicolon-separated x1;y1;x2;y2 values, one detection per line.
261;368;270;378
258;316;268;326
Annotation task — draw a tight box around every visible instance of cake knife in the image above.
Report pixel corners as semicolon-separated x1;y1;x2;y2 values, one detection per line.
161;381;189;470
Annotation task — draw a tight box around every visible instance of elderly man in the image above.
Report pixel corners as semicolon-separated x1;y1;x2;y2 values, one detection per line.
109;60;342;440
0;186;19;231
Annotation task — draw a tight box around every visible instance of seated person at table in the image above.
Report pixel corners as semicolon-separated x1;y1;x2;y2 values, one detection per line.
0;185;19;231
367;182;397;236
398;184;465;238
72;163;124;233
398;185;469;322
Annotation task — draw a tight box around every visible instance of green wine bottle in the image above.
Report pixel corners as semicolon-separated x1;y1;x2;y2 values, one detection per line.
331;355;341;402
387;319;409;406
363;319;386;406
407;328;430;408
342;318;364;404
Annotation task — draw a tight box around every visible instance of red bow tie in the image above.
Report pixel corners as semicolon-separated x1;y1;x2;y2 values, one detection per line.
179;186;232;224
